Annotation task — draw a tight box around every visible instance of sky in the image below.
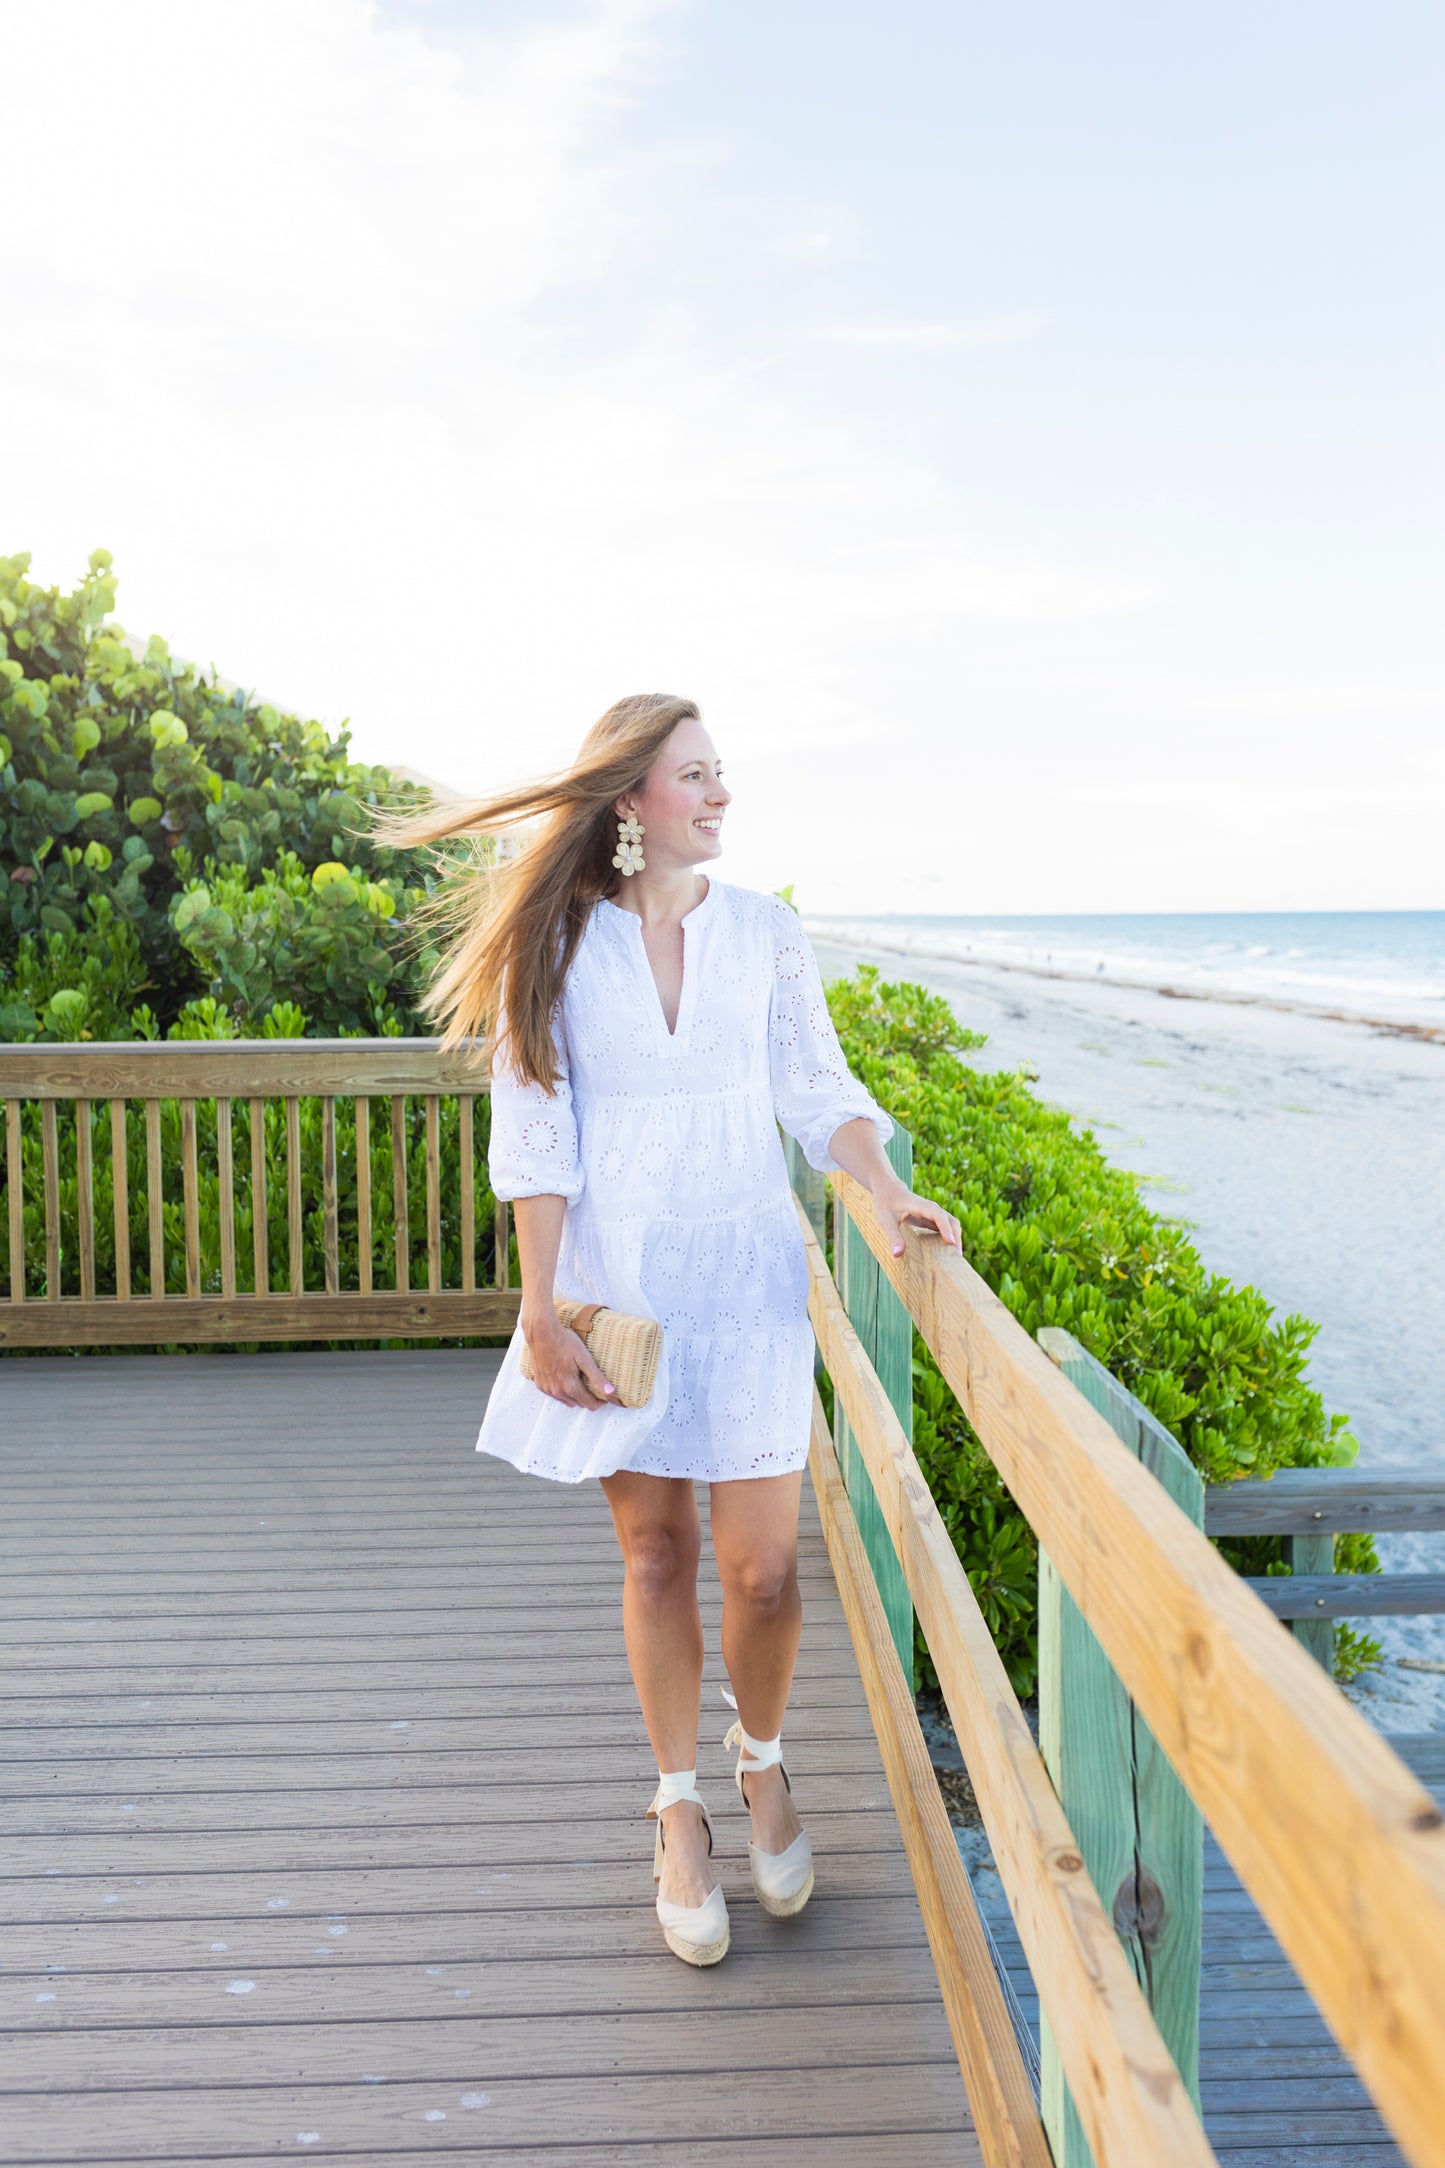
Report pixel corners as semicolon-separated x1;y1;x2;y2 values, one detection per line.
5;0;1442;913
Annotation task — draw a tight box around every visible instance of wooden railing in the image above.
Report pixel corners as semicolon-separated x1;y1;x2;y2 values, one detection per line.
0;1041;520;1346
801;1156;1445;2168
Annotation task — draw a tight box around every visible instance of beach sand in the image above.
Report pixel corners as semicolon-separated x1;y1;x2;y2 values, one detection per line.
810;928;1445;1736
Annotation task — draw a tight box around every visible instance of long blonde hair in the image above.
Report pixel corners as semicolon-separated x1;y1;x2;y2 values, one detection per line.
374;694;700;1089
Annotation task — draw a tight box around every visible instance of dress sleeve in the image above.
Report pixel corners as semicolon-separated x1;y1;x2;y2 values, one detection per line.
486;1000;585;1204
767;900;893;1175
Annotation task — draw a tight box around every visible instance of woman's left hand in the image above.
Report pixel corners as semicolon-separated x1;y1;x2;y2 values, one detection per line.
871;1176;961;1258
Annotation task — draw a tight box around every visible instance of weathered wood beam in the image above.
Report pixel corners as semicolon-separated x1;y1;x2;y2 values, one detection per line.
0;1289;520;1347
829;1165;1445;2168
1246;1574;1445;1620
807;1388;1053;2168
0;1040;491;1098
798;1199;1218;2168
1205;1470;1445;1536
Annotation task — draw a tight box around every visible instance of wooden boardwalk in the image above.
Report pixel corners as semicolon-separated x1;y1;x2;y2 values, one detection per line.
0;1351;978;2165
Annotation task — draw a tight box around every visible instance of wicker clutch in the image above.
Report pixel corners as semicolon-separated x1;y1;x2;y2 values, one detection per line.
518;1299;662;1409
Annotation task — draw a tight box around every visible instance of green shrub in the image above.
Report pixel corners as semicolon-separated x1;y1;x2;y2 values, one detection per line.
826;964;1382;1693
1;550;432;1036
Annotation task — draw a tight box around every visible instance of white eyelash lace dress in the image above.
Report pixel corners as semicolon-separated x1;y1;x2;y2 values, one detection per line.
476;881;892;1483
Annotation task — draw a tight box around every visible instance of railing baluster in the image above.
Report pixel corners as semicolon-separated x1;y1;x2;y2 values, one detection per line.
425;1096;441;1293
41;1099;60;1299
217;1099;235;1299
76;1097;95;1301
181;1099;201;1300
494;1196;510;1290
322;1095;339;1296
145;1099;164;1297
250;1097;268;1296
355;1096;372;1295
391;1096;409;1293
110;1100;130;1302
459;1094;475;1293
5;1099;23;1304
0;1046;514;1348
285;1096;303;1295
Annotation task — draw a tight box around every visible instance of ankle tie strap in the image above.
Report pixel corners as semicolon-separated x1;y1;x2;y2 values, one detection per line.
648;1768;706;1818
720;1684;783;1771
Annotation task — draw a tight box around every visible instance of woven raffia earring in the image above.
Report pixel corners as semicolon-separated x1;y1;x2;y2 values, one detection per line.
613;813;645;876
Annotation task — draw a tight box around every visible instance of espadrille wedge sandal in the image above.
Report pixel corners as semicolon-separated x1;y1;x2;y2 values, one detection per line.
721;1687;815;1917
647;1770;730;1966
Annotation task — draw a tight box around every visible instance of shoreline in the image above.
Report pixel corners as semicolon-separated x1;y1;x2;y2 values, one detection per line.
811;926;1445;1736
805;920;1445;1045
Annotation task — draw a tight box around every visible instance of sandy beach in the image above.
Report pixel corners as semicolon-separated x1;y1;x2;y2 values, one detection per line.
810;925;1445;1736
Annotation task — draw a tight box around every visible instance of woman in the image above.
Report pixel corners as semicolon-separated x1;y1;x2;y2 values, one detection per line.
386;694;960;1966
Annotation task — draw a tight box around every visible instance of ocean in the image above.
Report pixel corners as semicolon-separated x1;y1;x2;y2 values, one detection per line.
805;910;1445;1035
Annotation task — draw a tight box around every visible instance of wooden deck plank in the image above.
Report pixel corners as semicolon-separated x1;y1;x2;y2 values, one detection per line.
0;2068;974;2161
0;1350;977;2162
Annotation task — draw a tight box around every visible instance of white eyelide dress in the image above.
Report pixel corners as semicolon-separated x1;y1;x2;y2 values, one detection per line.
476;880;891;1484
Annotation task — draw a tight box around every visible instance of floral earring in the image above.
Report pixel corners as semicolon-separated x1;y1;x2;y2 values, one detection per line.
614;812;645;876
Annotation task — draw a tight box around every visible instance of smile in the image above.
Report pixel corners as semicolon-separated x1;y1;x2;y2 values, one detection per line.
694;819;723;832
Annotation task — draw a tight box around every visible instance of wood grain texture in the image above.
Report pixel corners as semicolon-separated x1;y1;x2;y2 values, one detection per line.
355;1092;372;1296
798;1199;1216;2168
5;1098;23;1302
1204;1471;1445;1537
808;1387;1052;2168
181;1096;201;1299
460;1092;475;1293
832;1122;914;1673
322;1094;339;1296
1282;1530;1337;1667
0;1288;521;1348
1245;1574;1445;1620
249;1094;268;1298
391;1093;409;1293
74;1098;94;1301
425;1092;441;1293
216;1096;235;1299
1037;1328;1204;2163
830;1165;1445;2168
285;1094;303;1296
144;1096;163;1297
0;1038;495;1098
0;1348;977;2164
108;1098;130;1302
40;1095;59;1298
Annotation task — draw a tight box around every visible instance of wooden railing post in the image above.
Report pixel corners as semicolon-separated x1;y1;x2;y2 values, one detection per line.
1283;1526;1336;1668
833;1123;915;1676
1037;1328;1204;2165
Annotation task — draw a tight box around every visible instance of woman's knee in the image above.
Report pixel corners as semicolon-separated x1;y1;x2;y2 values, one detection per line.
722;1546;798;1613
624;1521;700;1602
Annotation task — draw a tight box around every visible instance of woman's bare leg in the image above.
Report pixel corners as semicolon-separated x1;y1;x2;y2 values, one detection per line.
709;1471;806;1856
598;1468;715;1908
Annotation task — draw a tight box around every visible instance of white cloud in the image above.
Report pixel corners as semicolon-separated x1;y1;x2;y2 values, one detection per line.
3;0;1435;912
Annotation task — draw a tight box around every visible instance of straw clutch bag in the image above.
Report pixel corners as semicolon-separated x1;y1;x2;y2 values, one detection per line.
518;1299;662;1408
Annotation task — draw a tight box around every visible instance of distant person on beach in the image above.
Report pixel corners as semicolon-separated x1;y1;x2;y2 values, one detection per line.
380;696;960;1966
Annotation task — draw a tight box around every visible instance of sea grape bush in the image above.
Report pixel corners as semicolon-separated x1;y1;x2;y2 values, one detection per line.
0;550;434;1039
825;964;1381;1691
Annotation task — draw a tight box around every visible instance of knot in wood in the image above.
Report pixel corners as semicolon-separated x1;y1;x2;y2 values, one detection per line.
1056;1851;1083;1874
1113;1866;1167;1945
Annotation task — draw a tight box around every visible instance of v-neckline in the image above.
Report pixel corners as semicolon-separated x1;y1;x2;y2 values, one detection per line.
600;879;714;1049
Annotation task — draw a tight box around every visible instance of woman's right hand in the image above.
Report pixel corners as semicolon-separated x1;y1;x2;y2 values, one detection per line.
522;1312;618;1410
